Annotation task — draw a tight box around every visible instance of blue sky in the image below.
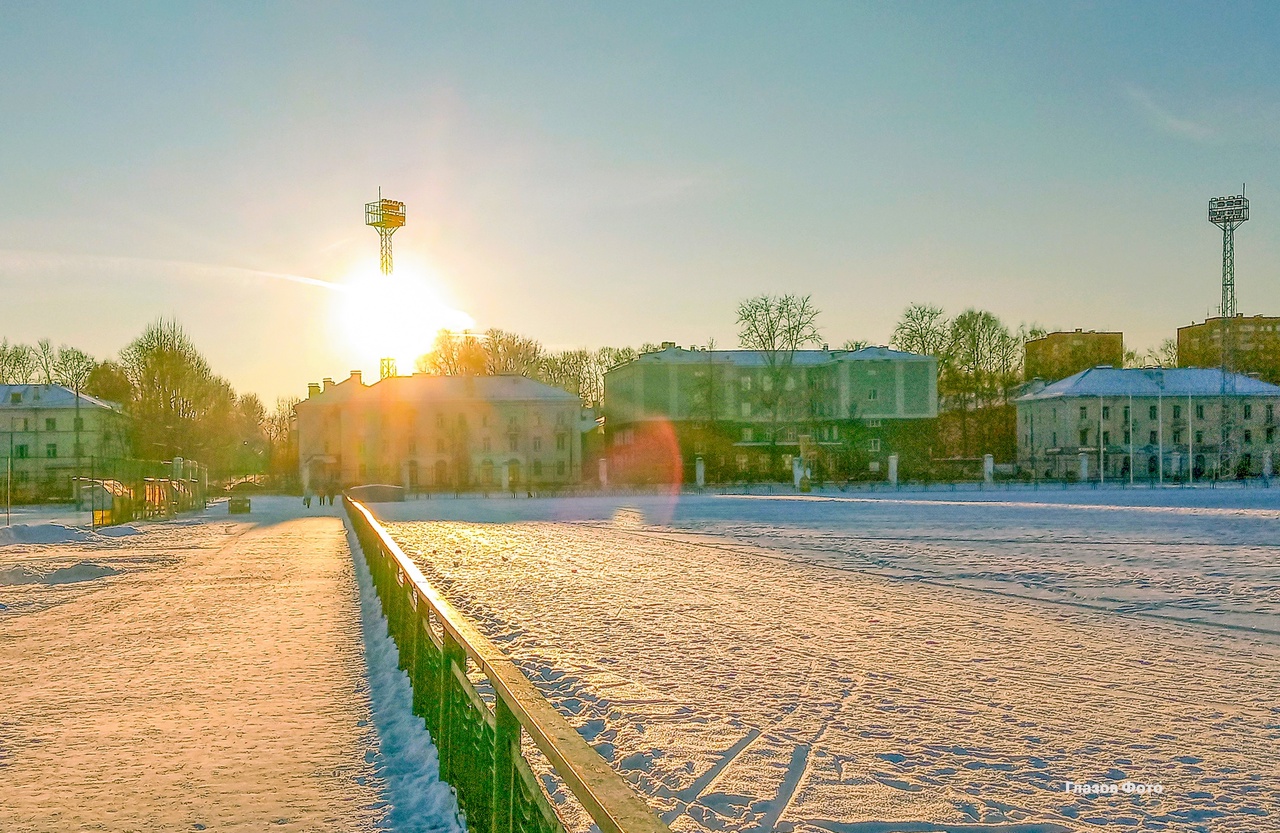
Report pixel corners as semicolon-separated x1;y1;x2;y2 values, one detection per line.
2;2;1278;402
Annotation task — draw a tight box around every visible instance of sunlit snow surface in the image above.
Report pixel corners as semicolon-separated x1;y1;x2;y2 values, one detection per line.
0;498;461;832
378;488;1280;833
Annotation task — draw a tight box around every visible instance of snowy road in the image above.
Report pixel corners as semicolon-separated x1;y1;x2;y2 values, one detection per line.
378;490;1280;833
0;498;458;832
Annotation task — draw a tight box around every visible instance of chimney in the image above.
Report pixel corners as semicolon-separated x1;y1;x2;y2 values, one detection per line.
661;341;676;349
307;382;321;398
350;370;363;385
322;377;334;392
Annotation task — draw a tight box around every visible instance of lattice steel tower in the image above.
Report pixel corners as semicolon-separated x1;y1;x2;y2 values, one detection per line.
1208;189;1249;476
365;187;406;276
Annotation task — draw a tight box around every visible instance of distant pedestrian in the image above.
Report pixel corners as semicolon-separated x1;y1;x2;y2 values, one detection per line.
303;491;312;509
319;486;328;506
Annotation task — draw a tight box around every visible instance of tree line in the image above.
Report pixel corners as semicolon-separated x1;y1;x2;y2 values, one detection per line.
1;321;296;478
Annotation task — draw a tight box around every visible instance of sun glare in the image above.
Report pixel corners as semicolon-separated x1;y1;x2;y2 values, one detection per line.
334;261;473;372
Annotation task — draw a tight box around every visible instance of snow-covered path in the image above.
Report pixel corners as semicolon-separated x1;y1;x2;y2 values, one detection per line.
377;491;1280;833
0;498;458;832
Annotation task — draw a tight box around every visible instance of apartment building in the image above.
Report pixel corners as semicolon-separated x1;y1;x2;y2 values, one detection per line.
0;384;131;499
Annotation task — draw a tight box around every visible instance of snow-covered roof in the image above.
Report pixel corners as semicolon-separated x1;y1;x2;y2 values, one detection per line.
1017;367;1280;401
0;384;123;412
300;372;581;406
625;345;930;367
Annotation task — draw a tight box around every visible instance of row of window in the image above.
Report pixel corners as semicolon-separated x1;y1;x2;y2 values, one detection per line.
2;417;86;432
1065;402;1276;423
8;443;82;459
1048;425;1277;448
346;434;569;455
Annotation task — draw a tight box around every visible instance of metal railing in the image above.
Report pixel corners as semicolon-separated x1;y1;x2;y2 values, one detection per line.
344;496;671;833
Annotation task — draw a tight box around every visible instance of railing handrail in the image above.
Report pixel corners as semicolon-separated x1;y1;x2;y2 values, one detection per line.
346;498;670;833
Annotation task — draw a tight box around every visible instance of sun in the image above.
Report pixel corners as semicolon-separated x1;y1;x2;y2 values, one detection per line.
334;260;473;373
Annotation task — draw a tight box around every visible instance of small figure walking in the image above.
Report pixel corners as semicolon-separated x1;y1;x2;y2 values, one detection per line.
303;490;313;509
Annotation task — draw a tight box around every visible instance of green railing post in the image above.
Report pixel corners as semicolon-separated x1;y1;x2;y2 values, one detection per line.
439;628;466;784
492;695;519;833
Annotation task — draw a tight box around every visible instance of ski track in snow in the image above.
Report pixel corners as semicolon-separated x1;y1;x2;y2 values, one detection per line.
377;490;1280;833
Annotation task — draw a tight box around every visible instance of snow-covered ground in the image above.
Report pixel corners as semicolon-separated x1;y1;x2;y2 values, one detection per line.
0;497;460;832
375;488;1280;833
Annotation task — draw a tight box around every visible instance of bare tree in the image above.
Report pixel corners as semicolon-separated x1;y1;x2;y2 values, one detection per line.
483;328;543;376
416;330;486;376
891;303;951;357
53;346;96;391
0;340;37;384
736;293;822;470
33;338;57;384
841;339;869;351
1144;338;1179;368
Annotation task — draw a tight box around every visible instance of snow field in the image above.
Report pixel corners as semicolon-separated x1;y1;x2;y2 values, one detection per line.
377;491;1280;833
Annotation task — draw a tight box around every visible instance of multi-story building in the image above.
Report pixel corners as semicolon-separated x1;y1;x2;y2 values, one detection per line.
1015;367;1280;481
1024;329;1124;382
603;344;938;483
295;371;583;492
1177;314;1280;384
1;384;131;499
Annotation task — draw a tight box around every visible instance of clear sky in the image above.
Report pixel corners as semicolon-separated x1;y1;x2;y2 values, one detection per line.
2;1;1278;404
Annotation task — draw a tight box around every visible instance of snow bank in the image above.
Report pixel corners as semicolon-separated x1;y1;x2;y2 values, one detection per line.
0;523;100;546
0;560;120;586
349;528;463;833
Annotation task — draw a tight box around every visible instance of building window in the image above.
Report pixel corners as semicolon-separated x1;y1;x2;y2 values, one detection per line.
868;389;878;401
740;376;751;391
74;443;84;457
1149;431;1158;445
1244;430;1253;445
556;434;566;451
532;437;542;452
8;393;18;404
1267;426;1275;443
742;427;754;442
1149;405;1158;420
1196;404;1205;419
1103;431;1110;446
14;445;27;459
1079;429;1089;446
1102;406;1110;420
532;460;542;476
1266;404;1274;422
46;443;57;458
1080;406;1088;420
74;417;84;431
868;438;881;452
508;435;518;452
557;460;566;475
1244;404;1253;420
866;418;882;428
1148;456;1158;474
481;437;491;452
1196;430;1204;444
1052;432;1057;447
1172;431;1181;444
1123;405;1130;423
45;418;56;431
741;402;751;417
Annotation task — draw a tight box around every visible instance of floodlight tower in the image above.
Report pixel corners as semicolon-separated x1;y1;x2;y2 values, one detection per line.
1208;189;1249;476
365;188;407;380
365;187;406;276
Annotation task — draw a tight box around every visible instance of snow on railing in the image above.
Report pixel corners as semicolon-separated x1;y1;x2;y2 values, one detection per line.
344;496;671;833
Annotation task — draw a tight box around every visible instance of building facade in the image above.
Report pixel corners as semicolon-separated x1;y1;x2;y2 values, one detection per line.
1024;330;1124;383
296;371;584;491
603;344;938;483
1;384;131;499
1015;367;1280;481
1177;314;1280;384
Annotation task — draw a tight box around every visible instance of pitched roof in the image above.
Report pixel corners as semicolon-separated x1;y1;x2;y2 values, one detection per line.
299;373;581;407
1017;367;1280;401
0;384;124;412
620;344;931;368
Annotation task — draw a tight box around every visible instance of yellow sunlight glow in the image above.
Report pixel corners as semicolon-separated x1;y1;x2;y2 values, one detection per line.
334;260;473;372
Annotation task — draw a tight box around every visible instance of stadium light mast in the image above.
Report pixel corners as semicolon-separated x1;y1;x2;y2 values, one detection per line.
1207;189;1249;477
365;188;407;380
